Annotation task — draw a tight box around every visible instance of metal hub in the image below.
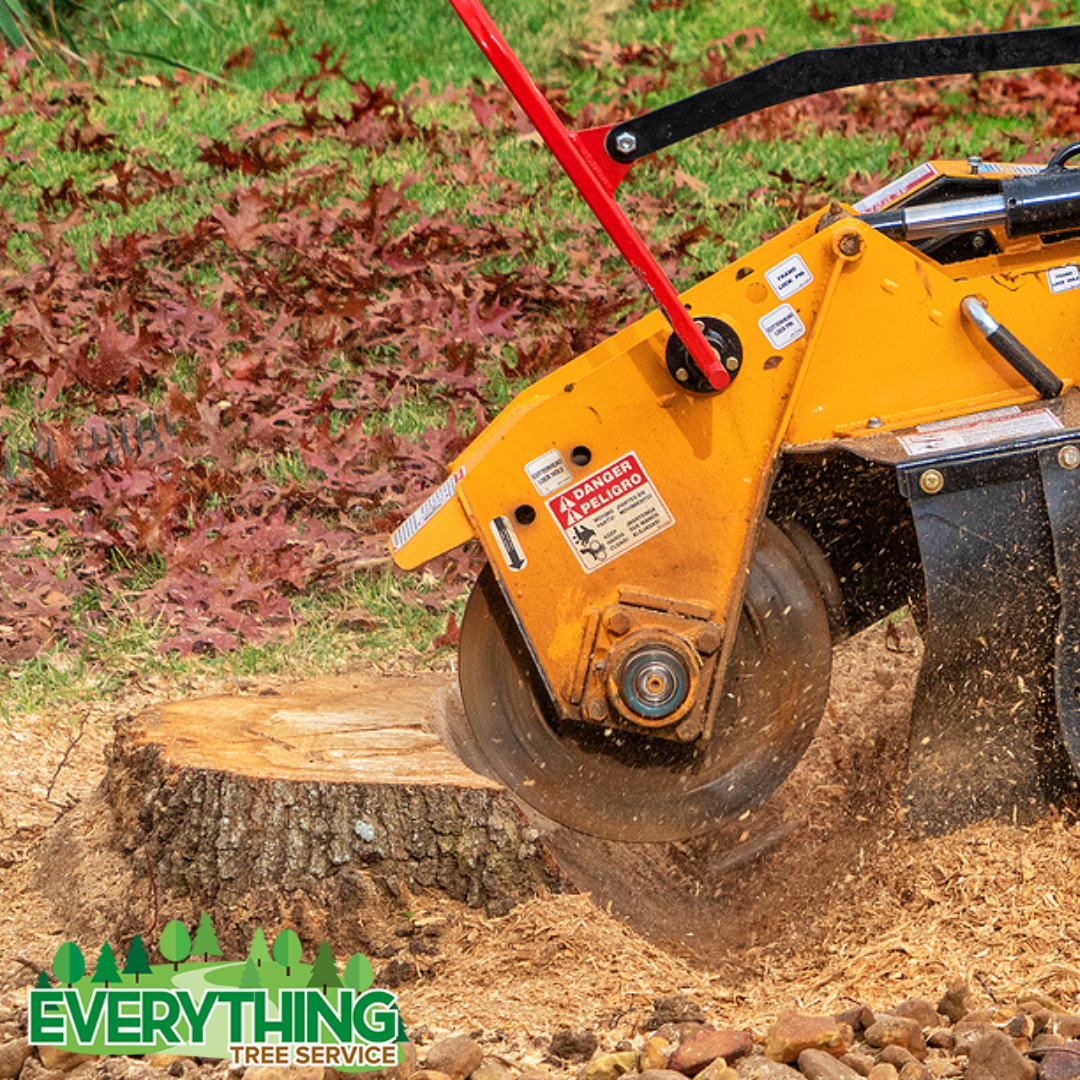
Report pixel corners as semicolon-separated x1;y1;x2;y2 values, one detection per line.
455;521;834;842
606;634;698;727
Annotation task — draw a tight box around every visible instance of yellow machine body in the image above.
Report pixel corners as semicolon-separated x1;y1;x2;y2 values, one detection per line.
393;160;1080;746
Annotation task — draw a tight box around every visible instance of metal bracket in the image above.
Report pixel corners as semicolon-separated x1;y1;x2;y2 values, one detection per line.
898;431;1080;834
609;24;1080;163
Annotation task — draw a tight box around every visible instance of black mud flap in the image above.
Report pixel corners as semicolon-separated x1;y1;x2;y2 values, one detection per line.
899;433;1080;835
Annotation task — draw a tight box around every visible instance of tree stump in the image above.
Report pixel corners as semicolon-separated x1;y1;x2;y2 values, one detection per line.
98;671;565;956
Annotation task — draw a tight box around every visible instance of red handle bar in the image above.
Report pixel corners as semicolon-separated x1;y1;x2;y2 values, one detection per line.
448;0;730;391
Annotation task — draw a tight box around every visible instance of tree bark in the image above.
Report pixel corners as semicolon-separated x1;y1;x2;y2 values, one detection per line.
99;672;565;955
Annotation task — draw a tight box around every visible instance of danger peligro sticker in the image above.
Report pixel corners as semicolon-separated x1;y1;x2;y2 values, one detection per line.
546;452;674;573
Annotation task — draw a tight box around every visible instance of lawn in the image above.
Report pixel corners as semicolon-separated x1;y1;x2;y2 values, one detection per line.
0;0;1074;715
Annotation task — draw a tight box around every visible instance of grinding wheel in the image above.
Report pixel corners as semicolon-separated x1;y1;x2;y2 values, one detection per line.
457;520;834;841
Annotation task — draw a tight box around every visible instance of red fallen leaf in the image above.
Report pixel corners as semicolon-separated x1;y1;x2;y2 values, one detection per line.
715;26;766;53
809;1;836;22
269;19;294;45
851;3;894;20
224;45;255;72
72;311;154;392
336;605;382;631
432;612;460;650
211;188;272;250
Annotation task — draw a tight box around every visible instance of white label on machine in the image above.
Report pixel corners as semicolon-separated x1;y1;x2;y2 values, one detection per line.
759;304;806;349
1048;264;1080;294
547;452;673;574
525;448;573;495
390;467;466;552
898;407;1063;456
490;515;527;572
765;253;813;300
852;161;937;213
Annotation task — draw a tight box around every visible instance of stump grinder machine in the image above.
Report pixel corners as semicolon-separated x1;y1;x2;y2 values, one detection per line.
391;7;1080;841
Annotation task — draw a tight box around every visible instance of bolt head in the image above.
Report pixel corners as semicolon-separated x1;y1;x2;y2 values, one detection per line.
694;623;723;656
919;469;945;495
1060;445;1080;470
614;131;637;155
838;231;863;257
605;609;632;636
584;697;608;721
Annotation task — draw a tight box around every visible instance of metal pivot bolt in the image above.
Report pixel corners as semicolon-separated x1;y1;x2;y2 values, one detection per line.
584;697;608;721
920;469;945;495
614;131;637;155
1059;445;1080;470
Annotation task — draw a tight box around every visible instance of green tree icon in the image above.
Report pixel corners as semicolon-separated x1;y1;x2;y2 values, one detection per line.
239;957;262;988
249;928;271;968
343;953;374;992
192;913;222;962
53;942;85;987
91;943;122;988
306;941;343;995
160;920;192;972
123;934;153;984
35;969;52;989
272;928;302;977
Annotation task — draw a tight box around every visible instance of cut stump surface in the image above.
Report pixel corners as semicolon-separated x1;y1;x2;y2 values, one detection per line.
96;671;564;955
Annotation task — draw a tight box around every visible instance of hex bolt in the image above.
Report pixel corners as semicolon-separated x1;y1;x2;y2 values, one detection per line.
723;356;740;372
867;417;884;429
605;609;632;636
919;468;945;495
1060;445;1080;470
695;623;723;656
838;231;863;257
675;367;689;382
584;697;608;721
614;131;637;155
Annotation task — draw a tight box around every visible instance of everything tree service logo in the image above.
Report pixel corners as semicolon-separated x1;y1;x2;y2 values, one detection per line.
28;915;407;1070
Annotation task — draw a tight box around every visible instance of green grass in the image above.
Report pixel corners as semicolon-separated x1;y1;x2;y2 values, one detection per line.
1;0;1075;717
0;566;465;718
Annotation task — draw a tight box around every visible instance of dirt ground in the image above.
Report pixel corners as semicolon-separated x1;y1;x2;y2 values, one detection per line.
3;621;1080;1057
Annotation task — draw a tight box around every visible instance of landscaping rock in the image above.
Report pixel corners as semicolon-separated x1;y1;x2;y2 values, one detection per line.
863;1017;926;1060
1037;1039;1080;1080
640;1036;673;1073
936;982;971;1025
795;1048;862;1079
964;1030;1036;1080
425;1039;484;1080
577;1051;638;1080
0;1040;30;1080
764;1014;851;1063
733;1059;802;1078
892;1001;939;1031
668;1030;751;1074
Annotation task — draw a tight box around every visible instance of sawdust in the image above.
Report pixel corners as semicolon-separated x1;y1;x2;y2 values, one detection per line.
3;625;1080;1045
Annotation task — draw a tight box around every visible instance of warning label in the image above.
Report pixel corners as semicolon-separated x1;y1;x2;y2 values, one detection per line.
765;253;813;300
390;467;465;552
759;303;806;350
898;406;1063;457
546;452;674;573
1048;264;1080;294
525;448;573;496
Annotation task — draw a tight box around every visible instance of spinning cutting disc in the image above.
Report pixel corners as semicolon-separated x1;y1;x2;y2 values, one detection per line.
457;521;834;842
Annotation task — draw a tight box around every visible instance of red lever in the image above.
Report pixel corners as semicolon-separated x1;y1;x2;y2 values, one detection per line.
448;0;730;390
